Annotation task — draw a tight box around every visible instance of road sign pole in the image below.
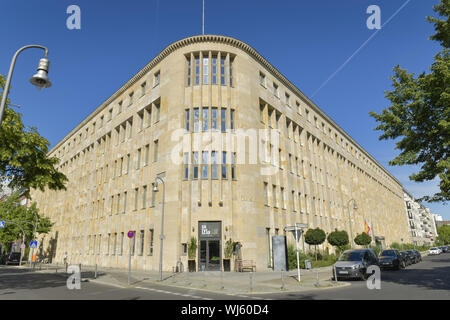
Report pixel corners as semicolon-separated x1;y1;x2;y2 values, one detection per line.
295;224;301;282
128;238;131;285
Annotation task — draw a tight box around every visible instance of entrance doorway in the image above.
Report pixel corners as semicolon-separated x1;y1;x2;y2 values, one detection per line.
198;221;221;271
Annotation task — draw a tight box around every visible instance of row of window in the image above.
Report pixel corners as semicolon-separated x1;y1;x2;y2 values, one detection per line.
185;107;234;132
183;151;236;180
187;53;234;86
264;182;307;212
58;72;160;158
87;229;154;257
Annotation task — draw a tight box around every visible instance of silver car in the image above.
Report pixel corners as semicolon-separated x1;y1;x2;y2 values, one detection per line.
333;249;379;280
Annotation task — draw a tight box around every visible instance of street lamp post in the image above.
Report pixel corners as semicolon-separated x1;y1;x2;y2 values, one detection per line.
347;199;358;247
153;177;165;281
0;45;52;127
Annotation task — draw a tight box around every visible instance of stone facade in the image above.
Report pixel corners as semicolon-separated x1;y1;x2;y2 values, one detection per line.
30;35;411;272
403;191;438;245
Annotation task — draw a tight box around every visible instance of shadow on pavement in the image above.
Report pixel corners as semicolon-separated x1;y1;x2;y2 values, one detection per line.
381;265;450;291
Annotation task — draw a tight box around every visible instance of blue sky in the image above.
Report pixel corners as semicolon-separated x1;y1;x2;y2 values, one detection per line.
1;0;448;219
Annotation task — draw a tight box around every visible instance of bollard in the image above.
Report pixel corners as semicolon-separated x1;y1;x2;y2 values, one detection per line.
280;270;285;290
250;271;253;293
316;268;319;286
220;270;224;290
95;264;97;279
334;265;338;283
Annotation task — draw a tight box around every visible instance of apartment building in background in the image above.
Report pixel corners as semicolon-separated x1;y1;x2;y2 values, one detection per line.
30;35;411;272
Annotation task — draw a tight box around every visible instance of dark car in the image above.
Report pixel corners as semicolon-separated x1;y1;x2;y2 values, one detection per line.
0;254;6;265
400;251;412;266
5;252;21;265
333;249;379;280
413;250;422;262
440;246;448;253
405;250;418;264
379;249;405;270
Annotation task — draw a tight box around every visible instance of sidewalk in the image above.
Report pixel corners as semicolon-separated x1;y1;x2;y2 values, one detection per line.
36;263;349;294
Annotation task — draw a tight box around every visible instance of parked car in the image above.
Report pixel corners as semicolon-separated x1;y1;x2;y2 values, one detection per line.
429;247;440;255
400;251;412;266
440;246;448;253
413;250;422;262
406;250;419;263
5;252;22;265
333;249;379;281
379;249;405;270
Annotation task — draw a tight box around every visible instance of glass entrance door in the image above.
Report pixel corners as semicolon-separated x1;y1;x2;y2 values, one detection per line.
198;239;221;271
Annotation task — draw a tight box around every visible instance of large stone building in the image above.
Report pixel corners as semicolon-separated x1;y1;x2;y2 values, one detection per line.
403;190;438;245
31;35;411;272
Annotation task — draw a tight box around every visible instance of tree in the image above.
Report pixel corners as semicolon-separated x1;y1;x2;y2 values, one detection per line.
304;227;326;260
437;225;450;244
369;0;450;202
354;232;372;247
327;229;349;253
0;192;53;251
0;74;67;194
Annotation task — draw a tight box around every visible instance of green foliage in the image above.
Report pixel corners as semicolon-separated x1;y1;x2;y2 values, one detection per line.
327;230;349;252
354;232;372;246
369;0;450;202
368;245;382;256
437;225;450;244
390;242;431;252
0;192;53;249
224;238;236;259
187;236;197;259
305;228;326;261
0;74;67;194
286;244;337;270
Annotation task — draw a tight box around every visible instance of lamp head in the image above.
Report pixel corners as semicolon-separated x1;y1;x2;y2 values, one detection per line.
29;58;52;88
153;184;159;192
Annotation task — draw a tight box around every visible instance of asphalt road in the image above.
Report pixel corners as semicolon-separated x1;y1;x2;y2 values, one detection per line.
0;252;449;300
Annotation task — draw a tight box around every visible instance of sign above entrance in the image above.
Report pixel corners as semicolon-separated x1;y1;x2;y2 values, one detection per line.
199;222;221;238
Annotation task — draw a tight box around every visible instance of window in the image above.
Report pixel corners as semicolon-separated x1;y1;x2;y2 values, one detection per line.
260;104;265;123
183;152;189;180
113;233;117;256
212;56;217;84
230;109;235;130
127;119;133;139
203;57;209;84
145;105;152;127
110;195;114;215
98;234;102;255
221;108;226;132
100;116;104;128
264;182;269;206
229;58;233;86
202;107;209;131
142;186;147;209
202;151;209;179
296;101;301;114
134;188;139;211
120;232;124;255
154;71;160;87
259;72;266;87
187;57;191;86
129;92;134;106
185;109;190;132
136;148;141;169
281;187;286;209
220;57;226;85
138;111;144;131
222;151;227;179
273;83;279;97
192;152;199;179
116;194;120;214
151;183;156;207
193;108;199;132
144;144;150;166
123;191;127;213
211;107;217;131
231;152;236;180
141;82;146;97
285;93;290;107
108;108;113;121
153;140;159;162
273;185;277;208
149;229;154;256
195;57;200;85
131;230;136;255
139;230;144;256
182;243;187;256
292;191;296;212
212;151;218;179
107;233;111;255
154;102;160;122
118;101;123;114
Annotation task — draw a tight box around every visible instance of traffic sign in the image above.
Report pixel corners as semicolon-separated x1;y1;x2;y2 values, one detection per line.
127;231;134;238
30;241;38;249
0;221;4;228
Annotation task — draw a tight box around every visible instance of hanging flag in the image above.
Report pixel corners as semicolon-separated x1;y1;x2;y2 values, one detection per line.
364;220;371;235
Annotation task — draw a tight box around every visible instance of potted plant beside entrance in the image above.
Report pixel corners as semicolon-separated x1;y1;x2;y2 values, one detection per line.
187;236;197;272
223;239;236;272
